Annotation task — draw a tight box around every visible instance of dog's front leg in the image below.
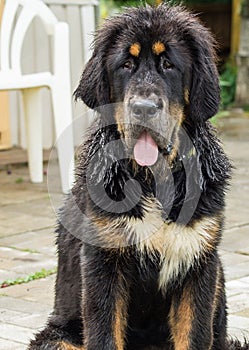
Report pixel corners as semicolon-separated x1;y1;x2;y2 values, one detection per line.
169;258;221;350
82;245;128;350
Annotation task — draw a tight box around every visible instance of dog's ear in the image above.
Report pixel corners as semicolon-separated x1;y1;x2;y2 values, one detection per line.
74;50;110;109
187;24;220;122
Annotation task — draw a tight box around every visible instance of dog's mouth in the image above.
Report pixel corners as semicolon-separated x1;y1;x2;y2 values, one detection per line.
115;101;178;166
132;129;174;167
133;131;159;166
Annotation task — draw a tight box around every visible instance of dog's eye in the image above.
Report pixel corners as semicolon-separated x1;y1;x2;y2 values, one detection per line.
161;57;174;70
122;60;134;71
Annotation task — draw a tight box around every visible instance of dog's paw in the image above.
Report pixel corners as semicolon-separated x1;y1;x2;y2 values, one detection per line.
27;325;84;350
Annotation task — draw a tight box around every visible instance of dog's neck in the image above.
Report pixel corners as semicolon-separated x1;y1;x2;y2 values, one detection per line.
83;125;200;224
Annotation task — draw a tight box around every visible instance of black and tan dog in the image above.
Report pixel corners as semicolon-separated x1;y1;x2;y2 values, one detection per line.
29;4;249;350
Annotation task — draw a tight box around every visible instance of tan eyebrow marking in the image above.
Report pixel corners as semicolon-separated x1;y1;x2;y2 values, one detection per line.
152;41;166;55
129;43;141;57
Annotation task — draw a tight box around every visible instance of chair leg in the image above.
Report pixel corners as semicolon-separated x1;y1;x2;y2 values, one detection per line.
51;85;75;193
22;88;43;183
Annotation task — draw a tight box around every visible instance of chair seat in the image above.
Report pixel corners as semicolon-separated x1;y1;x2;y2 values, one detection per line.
0;71;53;90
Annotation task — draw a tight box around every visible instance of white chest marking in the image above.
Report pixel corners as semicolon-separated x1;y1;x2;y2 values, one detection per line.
124;200;218;290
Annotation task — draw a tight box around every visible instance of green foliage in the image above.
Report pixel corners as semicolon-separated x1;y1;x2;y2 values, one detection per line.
110;0;231;7
1;268;57;288
121;0;143;5
182;0;231;3
101;0;231;18
241;0;249;17
109;0;157;8
9;246;40;254
243;104;249;112
220;63;237;109
211;62;237;124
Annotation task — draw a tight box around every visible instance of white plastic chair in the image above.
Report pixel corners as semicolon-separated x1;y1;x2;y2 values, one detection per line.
0;0;75;193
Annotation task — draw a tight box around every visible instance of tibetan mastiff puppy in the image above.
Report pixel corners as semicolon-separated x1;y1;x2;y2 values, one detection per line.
29;4;248;350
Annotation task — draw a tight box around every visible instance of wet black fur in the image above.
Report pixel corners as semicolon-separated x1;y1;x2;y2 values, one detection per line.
28;4;248;350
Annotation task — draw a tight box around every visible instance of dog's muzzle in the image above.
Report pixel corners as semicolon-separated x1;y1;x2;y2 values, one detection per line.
130;96;163;121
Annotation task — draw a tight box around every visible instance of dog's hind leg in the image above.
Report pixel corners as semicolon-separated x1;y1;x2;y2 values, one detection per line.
28;226;83;349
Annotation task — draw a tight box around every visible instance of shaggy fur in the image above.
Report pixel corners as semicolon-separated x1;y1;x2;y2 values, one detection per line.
28;4;248;350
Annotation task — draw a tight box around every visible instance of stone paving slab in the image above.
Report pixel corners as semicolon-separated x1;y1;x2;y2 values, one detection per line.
226;276;249;297
0;204;55;238
0;338;24;350
0;323;35;346
1;309;50;330
0;161;62;207
228;293;249;314
0;178;47;206
227;315;249;341
222;226;249;254
0;294;53;315
2;275;55;306
220;251;249;281
0;229;57;290
0;229;56;256
0;276;55;348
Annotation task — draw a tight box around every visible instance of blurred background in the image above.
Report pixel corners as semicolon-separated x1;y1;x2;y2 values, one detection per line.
0;0;248;157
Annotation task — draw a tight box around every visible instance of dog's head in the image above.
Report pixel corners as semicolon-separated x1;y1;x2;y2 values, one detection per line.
74;4;220;168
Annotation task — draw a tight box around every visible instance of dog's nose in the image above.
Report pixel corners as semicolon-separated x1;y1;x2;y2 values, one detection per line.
132;99;158;119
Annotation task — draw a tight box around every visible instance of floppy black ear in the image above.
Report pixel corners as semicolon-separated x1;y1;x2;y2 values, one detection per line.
74;50;110;109
188;25;220;122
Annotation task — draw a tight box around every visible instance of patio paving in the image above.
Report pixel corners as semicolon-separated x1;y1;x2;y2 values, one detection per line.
0;115;249;349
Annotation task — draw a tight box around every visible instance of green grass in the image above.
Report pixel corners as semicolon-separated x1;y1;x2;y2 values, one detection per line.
9;246;40;254
0;268;57;288
243;104;249;112
15;177;24;184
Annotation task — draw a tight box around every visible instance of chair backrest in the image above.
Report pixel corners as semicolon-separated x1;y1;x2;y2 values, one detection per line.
0;0;58;74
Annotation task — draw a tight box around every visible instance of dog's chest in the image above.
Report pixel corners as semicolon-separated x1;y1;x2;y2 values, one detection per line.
124;199;217;288
93;198;218;288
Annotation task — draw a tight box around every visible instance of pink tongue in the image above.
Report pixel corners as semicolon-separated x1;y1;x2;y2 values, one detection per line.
134;132;159;166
